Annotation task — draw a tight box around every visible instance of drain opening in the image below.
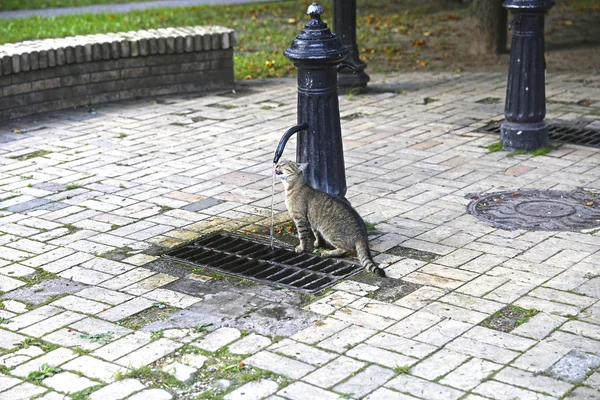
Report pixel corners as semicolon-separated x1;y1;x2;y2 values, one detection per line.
477;120;600;147
163;232;364;293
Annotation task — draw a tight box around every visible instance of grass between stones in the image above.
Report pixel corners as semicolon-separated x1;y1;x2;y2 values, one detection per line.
507;146;554;158
485;141;554;158
112;345;289;399
7;150;52;161
480;305;539;333
118;305;180;330
19;268;58;286
486;141;503;154
114;364;184;388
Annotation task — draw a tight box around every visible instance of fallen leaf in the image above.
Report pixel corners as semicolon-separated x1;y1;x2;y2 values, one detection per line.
586;201;595;206
563;20;573;26
412;39;426;48
12;128;22;134
512;193;519;197
287;18;297;24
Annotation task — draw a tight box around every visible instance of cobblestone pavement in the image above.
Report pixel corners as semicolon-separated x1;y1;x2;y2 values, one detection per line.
1;71;600;399
0;0;280;20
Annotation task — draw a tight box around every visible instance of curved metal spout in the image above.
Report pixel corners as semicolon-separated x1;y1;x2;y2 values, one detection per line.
273;122;309;164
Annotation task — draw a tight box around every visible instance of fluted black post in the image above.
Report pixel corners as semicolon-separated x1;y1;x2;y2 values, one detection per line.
284;3;348;199
501;0;555;151
333;0;369;91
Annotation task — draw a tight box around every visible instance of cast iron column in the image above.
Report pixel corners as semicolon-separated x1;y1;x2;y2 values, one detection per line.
284;3;349;199
501;0;555;151
333;0;369;91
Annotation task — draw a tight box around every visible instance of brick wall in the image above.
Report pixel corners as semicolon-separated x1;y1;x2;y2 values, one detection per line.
0;27;237;121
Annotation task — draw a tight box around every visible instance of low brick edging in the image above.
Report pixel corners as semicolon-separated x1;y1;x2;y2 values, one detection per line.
0;26;238;121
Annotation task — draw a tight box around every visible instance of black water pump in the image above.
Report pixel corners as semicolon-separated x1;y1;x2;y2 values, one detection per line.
273;3;351;200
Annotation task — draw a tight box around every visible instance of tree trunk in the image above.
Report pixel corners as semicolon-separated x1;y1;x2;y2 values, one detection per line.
470;0;508;55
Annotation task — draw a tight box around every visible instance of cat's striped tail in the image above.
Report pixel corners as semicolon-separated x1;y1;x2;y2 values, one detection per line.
356;239;386;277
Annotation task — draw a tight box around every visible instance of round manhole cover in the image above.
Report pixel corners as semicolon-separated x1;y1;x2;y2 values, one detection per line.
467;190;600;231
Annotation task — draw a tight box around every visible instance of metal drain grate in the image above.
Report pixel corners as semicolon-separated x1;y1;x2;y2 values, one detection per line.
163;232;363;293
478;120;600;147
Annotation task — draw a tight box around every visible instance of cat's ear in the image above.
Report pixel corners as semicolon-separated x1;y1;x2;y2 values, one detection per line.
297;163;309;172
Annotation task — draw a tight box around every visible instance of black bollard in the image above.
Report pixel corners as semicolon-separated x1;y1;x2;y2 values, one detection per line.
284;3;349;199
333;0;370;91
501;0;555;152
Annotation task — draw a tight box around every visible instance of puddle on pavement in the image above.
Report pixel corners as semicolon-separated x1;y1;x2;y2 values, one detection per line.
351;272;423;303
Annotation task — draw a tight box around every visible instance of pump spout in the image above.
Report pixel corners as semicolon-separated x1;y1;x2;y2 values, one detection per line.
273;122;309;164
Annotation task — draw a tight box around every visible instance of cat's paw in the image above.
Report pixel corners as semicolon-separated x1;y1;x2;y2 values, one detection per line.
295;245;305;253
313;239;321;248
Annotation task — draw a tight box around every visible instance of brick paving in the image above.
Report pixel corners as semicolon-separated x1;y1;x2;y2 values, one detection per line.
0;71;599;399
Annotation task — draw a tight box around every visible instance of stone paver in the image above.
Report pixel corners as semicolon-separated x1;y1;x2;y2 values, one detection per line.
61;355;125;383
440;358;500;391
0;382;46;399
164;361;197;383
128;388;173;400
386;374;464;400
269;339;337;366
228;333;272;355
244;351;314;379
303;356;365;389
192;327;241;352
0;71;600;400
224;379;279;400
88;379;145;400
43;371;98;393
11;348;77;377
114;338;181;368
333;365;396;398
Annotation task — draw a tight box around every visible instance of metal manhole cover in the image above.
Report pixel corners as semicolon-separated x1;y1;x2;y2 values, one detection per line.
467;190;600;231
163;232;363;293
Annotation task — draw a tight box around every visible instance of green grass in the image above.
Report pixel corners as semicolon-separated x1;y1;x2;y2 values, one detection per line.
114;364;183;388
394;364;411;374
27;363;62;382
507;146;553;158
486;141;503;154
0;0;463;81
19;268;58;286
364;220;377;231
0;0;147;11
8;150;52;161
63;223;83;234
17;338;59;352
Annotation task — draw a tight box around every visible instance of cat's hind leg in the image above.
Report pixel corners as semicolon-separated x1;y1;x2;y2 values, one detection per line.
311;227;323;248
321;248;347;258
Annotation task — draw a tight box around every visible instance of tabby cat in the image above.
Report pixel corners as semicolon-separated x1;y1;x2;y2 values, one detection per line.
275;160;385;277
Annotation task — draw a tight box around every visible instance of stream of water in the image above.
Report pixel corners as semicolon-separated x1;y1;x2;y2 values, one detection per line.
270;166;276;248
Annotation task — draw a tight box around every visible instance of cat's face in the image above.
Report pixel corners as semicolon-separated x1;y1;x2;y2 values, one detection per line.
274;161;307;187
